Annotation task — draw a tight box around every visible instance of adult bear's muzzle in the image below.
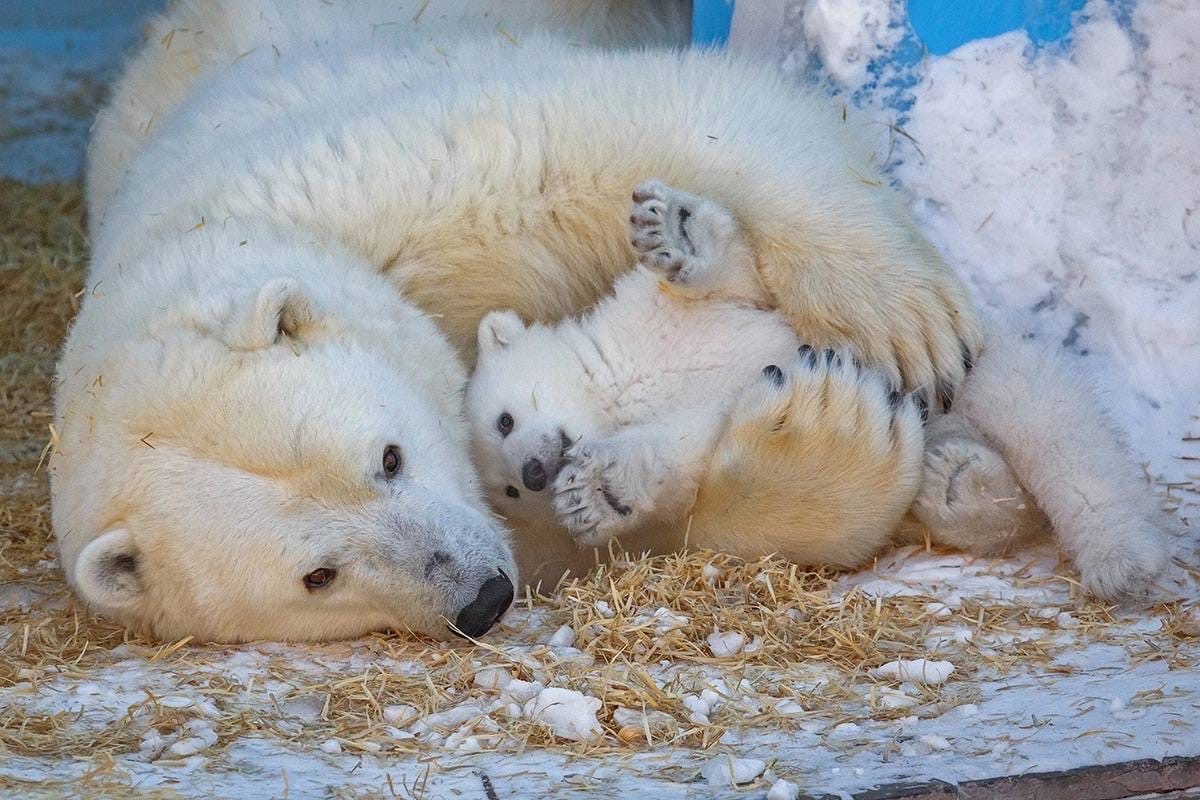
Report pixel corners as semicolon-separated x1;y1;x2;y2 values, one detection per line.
452;570;514;638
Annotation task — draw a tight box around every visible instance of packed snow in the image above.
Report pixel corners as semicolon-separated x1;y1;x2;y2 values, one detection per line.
2;0;1198;797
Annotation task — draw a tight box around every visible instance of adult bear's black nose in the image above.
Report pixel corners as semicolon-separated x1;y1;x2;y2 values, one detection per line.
521;458;548;491
453;572;514;638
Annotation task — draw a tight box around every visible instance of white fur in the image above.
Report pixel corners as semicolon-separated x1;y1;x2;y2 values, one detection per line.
949;317;1175;600
468;267;801;541
58;0;1167;642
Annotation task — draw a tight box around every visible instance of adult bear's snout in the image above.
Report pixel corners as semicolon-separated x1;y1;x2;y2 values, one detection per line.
452;571;514;638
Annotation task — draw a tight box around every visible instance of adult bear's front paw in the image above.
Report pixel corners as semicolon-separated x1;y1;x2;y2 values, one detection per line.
552;441;639;547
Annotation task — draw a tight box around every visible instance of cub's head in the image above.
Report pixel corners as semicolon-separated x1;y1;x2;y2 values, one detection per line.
465;310;606;527
52;234;517;642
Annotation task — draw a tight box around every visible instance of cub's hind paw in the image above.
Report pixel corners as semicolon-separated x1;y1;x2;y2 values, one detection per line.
911;436;1048;555
629;180;740;285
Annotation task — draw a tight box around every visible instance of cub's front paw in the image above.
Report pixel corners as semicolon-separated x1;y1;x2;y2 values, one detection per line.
552;442;640;547
629;180;739;285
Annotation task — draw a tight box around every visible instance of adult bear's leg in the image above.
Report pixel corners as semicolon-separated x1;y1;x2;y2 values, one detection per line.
687;347;926;568
949;316;1174;600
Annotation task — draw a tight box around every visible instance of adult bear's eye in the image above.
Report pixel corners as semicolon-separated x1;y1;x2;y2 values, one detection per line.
303;567;337;590
382;445;402;477
497;412;514;437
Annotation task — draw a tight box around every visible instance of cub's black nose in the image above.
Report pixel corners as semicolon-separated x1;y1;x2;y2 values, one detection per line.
453;573;514;638
522;458;548;491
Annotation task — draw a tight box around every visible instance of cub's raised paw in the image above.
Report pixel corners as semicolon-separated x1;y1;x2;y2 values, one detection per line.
629;180;740;285
552;441;641;547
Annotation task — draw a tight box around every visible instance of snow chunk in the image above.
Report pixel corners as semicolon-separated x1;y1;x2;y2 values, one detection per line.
500;679;545;705
166;720;218;758
707;630;747;657
877;687;918;709
383;704;419;726
773;699;805;715
411;704;488;738
768;778;801;800
473;667;513;691
701;755;767;786
546;625;576;647
683;694;712;725
319;739;342;755
632;607;690;634
920;734;952;752
523;688;603;742
871;659;955;685
831;722;861;738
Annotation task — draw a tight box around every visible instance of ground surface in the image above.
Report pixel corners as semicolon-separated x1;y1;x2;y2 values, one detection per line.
1;1;1198;798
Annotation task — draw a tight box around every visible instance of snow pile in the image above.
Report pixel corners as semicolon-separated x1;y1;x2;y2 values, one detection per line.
788;0;1200;501
795;0;906;86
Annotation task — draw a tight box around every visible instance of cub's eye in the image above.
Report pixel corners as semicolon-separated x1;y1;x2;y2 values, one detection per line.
382;445;402;477
303;567;337;591
505;485;520;499
497;412;515;437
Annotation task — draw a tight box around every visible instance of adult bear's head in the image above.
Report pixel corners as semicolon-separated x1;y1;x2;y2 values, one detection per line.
50;227;517;642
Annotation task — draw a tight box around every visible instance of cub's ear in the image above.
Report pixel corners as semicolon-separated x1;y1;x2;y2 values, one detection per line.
478;310;526;354
74;529;144;609
226;278;316;350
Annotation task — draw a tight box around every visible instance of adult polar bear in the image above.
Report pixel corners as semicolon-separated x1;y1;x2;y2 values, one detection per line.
55;0;1168;642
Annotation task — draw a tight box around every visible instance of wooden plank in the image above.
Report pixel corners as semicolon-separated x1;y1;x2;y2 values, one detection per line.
956;757;1200;800
795;756;1200;800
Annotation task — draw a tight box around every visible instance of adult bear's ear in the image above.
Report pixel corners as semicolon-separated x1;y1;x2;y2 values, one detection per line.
477;310;526;353
225;278;316;350
74;529;144;609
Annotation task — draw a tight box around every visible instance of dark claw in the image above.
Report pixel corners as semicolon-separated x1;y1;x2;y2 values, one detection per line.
822;348;838;366
601;488;632;517
887;390;903;410
798;344;817;368
914;391;930;423
762;364;785;386
961;338;975;375
936;377;956;413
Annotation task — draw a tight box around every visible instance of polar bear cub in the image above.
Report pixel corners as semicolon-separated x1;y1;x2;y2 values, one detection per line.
467;182;926;558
